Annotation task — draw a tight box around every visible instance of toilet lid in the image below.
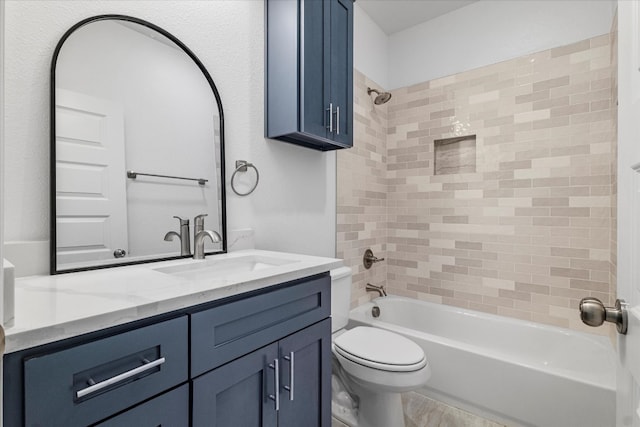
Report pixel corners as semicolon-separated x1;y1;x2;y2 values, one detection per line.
333;327;426;371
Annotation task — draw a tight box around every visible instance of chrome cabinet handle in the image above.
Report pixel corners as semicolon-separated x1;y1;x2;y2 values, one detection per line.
76;357;166;399
335;106;340;135
326;103;333;132
268;358;280;411
283;352;294;401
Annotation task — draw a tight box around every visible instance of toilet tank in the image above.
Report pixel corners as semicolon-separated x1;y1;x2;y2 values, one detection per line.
330;266;352;332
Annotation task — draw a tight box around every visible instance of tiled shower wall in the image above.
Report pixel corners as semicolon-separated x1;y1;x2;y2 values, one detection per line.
339;33;617;334
337;72;388;307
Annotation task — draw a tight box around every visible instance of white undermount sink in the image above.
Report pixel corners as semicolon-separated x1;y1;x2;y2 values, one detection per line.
153;254;298;280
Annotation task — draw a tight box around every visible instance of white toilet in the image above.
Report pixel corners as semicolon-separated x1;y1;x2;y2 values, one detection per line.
330;267;431;427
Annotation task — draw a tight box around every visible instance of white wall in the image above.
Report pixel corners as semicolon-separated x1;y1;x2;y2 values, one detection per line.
388;0;615;89
354;4;389;89
3;0;337;274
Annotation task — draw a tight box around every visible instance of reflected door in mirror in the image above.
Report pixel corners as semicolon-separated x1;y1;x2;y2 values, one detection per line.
55;89;129;266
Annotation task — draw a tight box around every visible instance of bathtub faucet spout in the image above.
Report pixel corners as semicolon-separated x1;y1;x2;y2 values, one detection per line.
366;283;387;297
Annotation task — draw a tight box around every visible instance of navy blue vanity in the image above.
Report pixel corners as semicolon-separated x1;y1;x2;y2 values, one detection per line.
4;270;332;427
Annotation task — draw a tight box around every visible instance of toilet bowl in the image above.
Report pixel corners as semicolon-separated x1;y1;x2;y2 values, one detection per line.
330;267;431;427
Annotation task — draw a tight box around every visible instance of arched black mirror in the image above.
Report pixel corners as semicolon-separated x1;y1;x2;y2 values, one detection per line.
50;15;226;274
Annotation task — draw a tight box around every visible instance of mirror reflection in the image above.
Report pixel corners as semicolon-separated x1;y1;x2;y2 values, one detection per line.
52;16;226;273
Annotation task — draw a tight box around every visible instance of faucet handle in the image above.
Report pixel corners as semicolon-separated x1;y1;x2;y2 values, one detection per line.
194;214;208;227
363;249;385;269
173;216;189;226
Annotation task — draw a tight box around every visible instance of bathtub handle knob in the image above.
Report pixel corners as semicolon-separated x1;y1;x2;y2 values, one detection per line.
579;297;628;335
363;249;385;269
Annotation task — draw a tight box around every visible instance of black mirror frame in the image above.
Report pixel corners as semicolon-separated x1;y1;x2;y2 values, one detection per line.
50;14;227;274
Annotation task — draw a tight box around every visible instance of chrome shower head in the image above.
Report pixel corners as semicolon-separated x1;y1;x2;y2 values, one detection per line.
367;87;392;105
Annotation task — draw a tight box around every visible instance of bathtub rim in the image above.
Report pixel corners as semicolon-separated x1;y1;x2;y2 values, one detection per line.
348;295;616;392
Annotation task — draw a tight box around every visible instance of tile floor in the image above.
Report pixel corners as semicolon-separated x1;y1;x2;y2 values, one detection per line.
332;392;506;427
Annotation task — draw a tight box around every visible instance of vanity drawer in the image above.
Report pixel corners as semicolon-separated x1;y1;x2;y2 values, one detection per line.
191;273;330;376
24;316;188;427
94;384;189;427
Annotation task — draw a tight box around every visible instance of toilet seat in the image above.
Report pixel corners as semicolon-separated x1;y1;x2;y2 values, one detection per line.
333;327;427;372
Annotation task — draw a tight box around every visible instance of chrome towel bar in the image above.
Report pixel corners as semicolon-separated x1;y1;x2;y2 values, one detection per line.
127;170;207;186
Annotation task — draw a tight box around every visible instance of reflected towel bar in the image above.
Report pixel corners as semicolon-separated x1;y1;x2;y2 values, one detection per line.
127;170;207;186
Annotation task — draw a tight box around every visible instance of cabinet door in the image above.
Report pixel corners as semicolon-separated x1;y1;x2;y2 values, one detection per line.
300;0;330;140
278;319;332;427
192;342;279;427
329;0;353;147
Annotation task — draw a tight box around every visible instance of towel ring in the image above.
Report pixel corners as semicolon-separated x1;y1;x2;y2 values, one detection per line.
231;160;259;196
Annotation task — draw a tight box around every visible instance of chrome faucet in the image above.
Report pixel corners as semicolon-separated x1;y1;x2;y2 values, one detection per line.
194;214;208;243
194;230;222;260
366;283;387;297
164;216;191;256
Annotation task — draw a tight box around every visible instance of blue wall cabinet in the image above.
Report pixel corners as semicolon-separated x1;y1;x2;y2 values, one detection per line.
266;0;354;151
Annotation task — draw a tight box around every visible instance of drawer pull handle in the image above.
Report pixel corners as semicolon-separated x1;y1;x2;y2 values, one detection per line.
76;357;166;399
283;352;294;401
268;358;280;411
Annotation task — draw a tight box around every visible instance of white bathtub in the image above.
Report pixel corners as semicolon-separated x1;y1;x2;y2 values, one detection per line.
348;296;616;427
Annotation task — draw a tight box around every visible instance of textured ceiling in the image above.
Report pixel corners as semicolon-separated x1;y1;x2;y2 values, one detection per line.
357;0;478;35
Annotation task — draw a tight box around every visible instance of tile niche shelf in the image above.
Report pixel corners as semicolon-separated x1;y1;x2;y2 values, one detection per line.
434;135;477;175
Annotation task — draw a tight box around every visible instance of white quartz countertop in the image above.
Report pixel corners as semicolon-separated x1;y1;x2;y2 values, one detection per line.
5;250;343;353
